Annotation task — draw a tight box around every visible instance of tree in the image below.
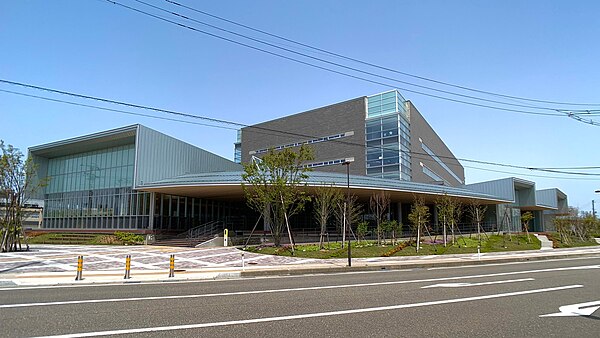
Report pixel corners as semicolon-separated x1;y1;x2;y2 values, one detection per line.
381;219;398;245
408;196;430;252
334;194;363;248
440;196;463;245
356;221;369;243
370;191;390;245
468;200;488;245
241;145;314;248
313;185;343;249
435;194;453;247
553;217;571;245
1;141;44;252
520;211;534;243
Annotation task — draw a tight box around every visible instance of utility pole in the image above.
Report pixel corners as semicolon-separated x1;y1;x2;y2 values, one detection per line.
593;200;596;219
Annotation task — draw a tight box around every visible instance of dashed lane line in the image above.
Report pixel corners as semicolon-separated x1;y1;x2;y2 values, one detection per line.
31;285;583;338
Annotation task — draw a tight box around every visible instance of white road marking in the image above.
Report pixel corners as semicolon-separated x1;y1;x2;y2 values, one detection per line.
421;278;534;288
31;285;583;338
1;265;595;309
540;300;600;317
427;256;600;270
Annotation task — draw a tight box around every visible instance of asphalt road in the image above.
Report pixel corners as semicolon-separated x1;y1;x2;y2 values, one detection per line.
1;256;599;337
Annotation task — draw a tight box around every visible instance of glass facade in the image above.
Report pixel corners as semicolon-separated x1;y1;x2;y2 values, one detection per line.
41;143;246;232
46;144;135;193
365;91;411;180
367;90;407;118
153;193;246;231
44;188;151;229
234;130;242;163
42;144;150;229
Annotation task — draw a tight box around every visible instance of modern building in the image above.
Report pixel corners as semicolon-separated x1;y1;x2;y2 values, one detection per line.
465;178;569;232
29;125;241;233
27;90;569;237
239;90;464;187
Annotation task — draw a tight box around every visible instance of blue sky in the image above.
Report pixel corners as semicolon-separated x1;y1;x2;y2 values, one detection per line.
1;0;599;210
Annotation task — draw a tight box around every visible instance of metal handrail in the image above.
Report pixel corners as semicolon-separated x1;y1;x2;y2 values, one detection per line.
186;220;223;242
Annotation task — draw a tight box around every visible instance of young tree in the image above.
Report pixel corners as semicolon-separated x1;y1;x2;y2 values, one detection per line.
1;142;44;252
520;211;534;243
334;194;363;248
468;200;488;245
445;197;463;245
381;219;398;245
241;145;314;248
356;221;369;243
553;217;571;245
394;221;403;245
313;185;343;249
408;196;430;252
435;194;453;247
370;191;390;245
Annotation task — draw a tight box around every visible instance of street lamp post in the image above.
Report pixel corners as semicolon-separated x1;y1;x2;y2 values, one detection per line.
342;161;351;267
594;190;600;219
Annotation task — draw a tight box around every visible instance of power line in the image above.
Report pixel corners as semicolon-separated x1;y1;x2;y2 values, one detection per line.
463;165;600;181
164;0;600;108
102;0;569;118
2;79;599;178
131;0;595;114
0;89;238;131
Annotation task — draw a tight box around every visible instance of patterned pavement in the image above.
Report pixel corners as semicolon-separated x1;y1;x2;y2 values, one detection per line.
0;245;338;275
1;244;599;276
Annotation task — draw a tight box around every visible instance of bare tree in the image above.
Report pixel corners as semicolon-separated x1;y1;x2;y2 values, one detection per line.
370;191;390;245
408;196;430;252
435;194;452;247
313;185;343;249
334;194;362;248
443;197;463;245
468;200;488;245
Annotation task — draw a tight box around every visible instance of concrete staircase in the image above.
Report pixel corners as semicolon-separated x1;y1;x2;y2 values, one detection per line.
534;234;554;250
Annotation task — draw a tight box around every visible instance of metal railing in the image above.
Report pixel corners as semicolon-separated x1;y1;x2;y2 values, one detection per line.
186;220;224;244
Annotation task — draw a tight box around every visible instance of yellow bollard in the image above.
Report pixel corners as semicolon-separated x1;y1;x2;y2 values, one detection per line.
124;255;131;279
168;254;175;278
75;255;84;281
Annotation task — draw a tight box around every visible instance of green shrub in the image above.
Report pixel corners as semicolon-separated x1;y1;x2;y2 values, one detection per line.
114;231;144;245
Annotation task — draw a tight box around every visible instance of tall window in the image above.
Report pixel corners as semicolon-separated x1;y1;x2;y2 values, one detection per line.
46;144;135;194
365;90;411;180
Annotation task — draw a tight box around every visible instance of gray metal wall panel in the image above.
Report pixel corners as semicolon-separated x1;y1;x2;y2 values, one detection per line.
535;189;558;208
517;187;536;207
407;102;465;187
135;125;240;187
465;178;516;202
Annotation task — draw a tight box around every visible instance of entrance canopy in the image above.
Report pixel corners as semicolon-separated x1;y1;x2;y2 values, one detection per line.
138;171;510;205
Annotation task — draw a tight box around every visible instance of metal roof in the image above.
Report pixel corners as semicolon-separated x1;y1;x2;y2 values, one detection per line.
139;171;510;203
29;124;138;158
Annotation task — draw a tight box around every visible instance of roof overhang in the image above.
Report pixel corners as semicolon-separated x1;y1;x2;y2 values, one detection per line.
29;125;138;158
138;171;511;204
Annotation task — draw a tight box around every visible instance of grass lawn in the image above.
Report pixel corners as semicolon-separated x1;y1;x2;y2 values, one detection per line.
244;234;541;259
545;232;600;248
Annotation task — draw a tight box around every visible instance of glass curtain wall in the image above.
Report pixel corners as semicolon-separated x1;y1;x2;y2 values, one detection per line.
42;144;152;230
153;193;248;232
365;90;412;180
